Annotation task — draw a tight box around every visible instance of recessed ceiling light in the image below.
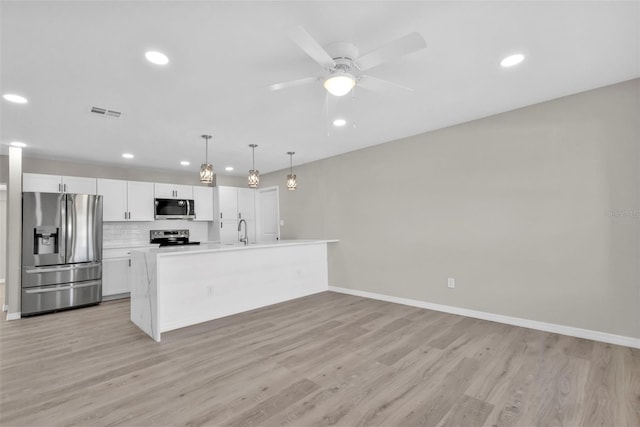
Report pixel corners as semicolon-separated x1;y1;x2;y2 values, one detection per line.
3;93;28;104
145;51;169;65
180;161;190;166
122;153;134;159
333;118;347;127
10;141;27;147
225;166;234;172
500;53;525;68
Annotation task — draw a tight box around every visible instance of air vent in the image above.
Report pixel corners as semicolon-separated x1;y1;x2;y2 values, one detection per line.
90;106;122;118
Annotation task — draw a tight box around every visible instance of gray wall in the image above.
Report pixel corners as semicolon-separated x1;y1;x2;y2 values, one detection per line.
0;155;246;187
261;79;640;339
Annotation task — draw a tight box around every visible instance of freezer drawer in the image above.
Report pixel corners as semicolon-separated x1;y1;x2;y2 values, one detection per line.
21;280;102;316
22;262;102;288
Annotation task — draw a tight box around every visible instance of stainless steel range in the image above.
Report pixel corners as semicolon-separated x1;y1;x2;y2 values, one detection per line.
150;229;200;247
21;192;103;316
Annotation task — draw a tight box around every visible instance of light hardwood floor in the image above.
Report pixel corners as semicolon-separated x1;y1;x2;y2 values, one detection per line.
1;292;639;426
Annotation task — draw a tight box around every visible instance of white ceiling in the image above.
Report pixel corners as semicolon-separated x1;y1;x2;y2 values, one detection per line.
1;1;638;176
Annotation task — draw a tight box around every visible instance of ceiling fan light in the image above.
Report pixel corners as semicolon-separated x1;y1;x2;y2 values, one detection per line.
324;74;356;97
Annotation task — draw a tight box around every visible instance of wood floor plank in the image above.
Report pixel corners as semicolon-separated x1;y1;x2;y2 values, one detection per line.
1;292;638;426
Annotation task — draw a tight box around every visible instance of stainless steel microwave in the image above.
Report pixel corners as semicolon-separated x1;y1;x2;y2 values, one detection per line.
154;198;195;220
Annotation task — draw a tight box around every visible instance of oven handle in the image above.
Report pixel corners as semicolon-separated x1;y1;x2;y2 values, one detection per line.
24;262;101;274
24;281;101;294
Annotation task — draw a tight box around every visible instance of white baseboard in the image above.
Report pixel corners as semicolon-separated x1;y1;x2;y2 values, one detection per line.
328;286;640;349
6;312;21;321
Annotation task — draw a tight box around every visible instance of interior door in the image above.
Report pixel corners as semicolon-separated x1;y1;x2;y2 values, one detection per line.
256;186;280;242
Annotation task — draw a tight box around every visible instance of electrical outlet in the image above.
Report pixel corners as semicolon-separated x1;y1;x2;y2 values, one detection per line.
206;286;213;296
447;278;455;288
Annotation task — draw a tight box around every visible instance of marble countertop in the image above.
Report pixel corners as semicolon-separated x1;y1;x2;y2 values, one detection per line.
131;239;338;257
103;243;161;250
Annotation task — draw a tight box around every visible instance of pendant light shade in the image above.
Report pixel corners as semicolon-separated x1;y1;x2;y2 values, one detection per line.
200;134;214;184
286;152;297;191
248;144;259;188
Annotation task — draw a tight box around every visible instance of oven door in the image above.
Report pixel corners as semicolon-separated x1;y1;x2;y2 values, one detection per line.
154;199;195;220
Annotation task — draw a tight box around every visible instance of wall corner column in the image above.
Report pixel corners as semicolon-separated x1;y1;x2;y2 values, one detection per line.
6;147;22;320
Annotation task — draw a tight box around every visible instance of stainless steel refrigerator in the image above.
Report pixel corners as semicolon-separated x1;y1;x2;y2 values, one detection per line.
22;192;103;316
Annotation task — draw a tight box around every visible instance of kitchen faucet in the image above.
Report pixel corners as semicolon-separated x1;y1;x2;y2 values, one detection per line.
238;219;248;246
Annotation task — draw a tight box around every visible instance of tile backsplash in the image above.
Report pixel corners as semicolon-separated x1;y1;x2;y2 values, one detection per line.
103;220;210;246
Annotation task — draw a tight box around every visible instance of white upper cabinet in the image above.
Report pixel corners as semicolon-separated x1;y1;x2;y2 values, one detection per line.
23;173;96;194
192;186;214;221
97;179;128;221
97;179;154;222
63;176;97;194
237;188;256;220
127;181;155;221
154;183;193;199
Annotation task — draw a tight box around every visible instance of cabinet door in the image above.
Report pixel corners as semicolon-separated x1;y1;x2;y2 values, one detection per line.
237;188;256;220
219;220;238;245
127;181;155;221
217;187;238;220
154;183;193;199
193;186;213;221
62;176;97;195
102;258;130;296
97;179;128;221
22;173;62;193
154;183;174;199
174;184;193;200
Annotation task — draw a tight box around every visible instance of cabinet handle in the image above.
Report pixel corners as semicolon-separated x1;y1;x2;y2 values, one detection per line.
128;212;131;220
124;211;127;220
220;222;223;229
63;184;67;192
220;213;222;219
128;259;131;267
58;183;62;192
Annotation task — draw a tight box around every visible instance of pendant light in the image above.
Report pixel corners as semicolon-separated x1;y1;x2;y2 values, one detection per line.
248;144;259;188
286;152;297;191
199;135;214;184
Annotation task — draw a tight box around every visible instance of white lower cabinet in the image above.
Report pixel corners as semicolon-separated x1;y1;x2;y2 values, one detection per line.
102;256;130;298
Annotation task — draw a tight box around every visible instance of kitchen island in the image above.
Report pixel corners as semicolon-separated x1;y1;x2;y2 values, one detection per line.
129;240;337;341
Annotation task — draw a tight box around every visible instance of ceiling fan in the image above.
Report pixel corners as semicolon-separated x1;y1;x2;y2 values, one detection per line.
268;26;427;97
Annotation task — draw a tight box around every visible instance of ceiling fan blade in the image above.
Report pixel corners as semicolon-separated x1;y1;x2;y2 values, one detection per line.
353;32;426;71
267;76;318;91
286;26;336;71
357;75;414;93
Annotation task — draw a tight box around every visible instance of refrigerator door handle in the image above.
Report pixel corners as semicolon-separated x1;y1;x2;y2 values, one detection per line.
24;280;101;294
24;262;101;274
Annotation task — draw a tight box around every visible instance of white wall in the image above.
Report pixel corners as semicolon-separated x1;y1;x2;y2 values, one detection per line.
260;79;640;339
0;188;6;283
